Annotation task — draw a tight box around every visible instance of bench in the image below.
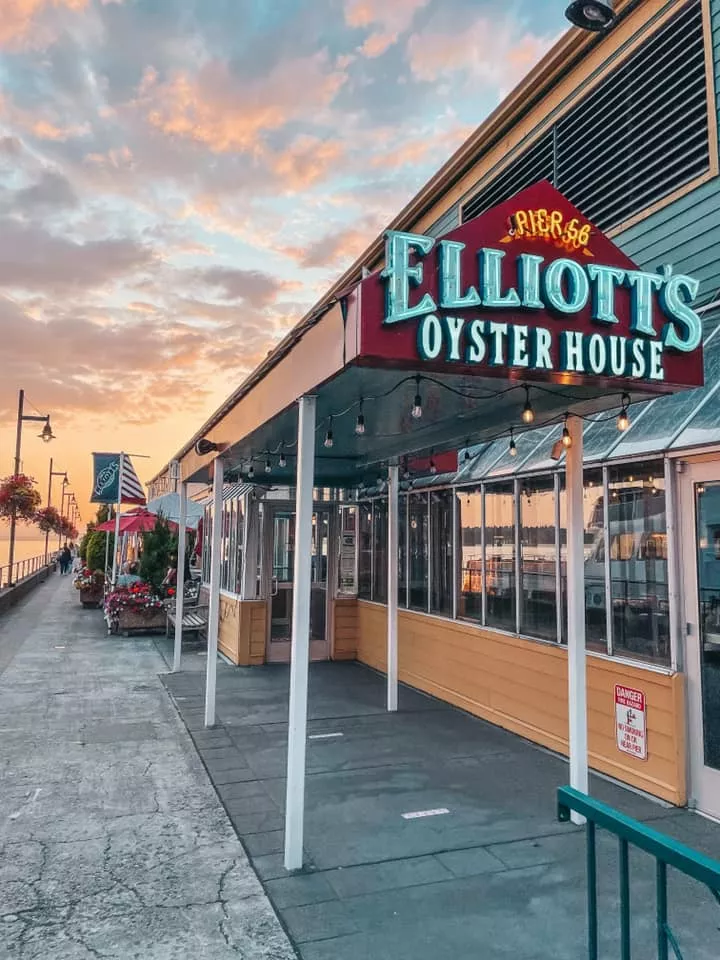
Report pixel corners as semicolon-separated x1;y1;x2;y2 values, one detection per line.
166;603;209;640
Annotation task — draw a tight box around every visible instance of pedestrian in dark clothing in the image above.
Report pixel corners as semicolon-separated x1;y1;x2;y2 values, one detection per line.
60;545;72;575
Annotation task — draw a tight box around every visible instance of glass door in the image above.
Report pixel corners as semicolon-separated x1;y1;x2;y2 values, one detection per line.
681;464;720;820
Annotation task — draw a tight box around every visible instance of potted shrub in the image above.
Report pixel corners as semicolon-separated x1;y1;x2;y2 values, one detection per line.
104;583;167;636
73;567;105;608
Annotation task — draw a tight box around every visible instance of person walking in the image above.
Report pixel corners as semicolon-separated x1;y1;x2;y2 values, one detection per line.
60;544;72;575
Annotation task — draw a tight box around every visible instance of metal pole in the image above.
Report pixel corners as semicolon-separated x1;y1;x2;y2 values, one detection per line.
204;457;224;726
45;457;53;563
173;480;187;672
104;505;112;577
111;454;124;588
566;414;588;823
284;395;316;871
387;463;399;712
7;389;24;586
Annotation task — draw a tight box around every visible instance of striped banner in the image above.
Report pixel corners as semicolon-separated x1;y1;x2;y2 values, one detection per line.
91;453;146;505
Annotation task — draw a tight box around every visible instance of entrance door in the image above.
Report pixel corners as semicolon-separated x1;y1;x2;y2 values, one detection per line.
266;506;330;663
681;463;720;820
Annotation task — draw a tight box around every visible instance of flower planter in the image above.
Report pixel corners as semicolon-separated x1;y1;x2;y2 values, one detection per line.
79;587;103;609
112;608;167;637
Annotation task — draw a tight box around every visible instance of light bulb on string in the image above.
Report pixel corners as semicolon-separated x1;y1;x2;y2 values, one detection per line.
355;398;365;436
522;386;535;425
411;375;423;419
509;427;518;457
463;438;471;463
264;458;272;474
324;417;334;449
429;458;437;475
247;464;255;480
617;393;631;432
561;415;572;449
279;444;287;469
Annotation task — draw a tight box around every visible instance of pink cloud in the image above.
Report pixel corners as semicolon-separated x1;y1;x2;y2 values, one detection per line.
345;0;430;55
0;0;89;50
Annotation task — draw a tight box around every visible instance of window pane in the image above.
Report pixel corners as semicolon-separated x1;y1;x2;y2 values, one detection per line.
373;499;388;604
398;496;407;608
430;491;453;616
559;469;606;651
358;502;372;600
408;492;429;611
609;463;669;665
520;477;557;641
485;482;516;632
457;487;482;622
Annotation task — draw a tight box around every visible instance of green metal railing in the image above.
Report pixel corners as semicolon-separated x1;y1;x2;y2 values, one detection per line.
558;787;720;960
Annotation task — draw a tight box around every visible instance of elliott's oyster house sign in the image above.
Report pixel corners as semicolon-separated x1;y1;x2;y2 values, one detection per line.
358;181;704;391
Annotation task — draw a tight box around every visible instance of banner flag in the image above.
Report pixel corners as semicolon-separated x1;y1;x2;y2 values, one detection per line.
91;453;146;505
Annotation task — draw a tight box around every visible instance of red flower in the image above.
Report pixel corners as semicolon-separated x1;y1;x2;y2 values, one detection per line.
167;587;175;597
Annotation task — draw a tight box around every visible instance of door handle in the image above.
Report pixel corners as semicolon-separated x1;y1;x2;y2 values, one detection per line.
271;576;278;597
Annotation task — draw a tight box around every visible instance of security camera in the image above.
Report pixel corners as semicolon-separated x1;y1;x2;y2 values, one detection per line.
194;438;218;456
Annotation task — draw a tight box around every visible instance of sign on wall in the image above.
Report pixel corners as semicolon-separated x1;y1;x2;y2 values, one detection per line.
615;684;647;761
358;180;704;391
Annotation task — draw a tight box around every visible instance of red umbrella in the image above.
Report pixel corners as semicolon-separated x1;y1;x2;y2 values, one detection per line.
95;509;178;535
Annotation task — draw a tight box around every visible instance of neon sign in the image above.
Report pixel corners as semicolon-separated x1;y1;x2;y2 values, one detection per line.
380;229;702;382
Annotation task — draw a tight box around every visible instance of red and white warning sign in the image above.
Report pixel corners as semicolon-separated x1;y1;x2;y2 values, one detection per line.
615;685;647;761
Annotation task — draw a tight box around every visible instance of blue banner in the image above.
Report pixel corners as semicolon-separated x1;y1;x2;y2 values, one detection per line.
91;453;120;503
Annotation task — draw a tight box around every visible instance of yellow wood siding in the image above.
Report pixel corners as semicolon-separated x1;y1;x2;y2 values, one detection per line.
356;601;686;806
217;595;266;666
332;598;358;660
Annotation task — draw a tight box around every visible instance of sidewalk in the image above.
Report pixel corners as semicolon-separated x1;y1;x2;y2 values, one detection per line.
158;641;720;960
0;574;296;959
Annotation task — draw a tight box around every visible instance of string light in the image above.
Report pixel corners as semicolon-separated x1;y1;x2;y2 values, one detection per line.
429;458;437;475
324;417;334;449
562;415;572;449
411;375;423;419
279;445;287;469
265;457;272;474
522;386;535;425
247;464;255;480
617;393;631;432
509;427;518;457
355;398;366;436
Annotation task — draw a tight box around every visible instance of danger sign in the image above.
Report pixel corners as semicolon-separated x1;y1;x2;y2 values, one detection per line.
615;685;647;761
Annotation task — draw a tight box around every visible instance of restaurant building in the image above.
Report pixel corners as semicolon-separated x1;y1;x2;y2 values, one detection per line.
150;0;720;861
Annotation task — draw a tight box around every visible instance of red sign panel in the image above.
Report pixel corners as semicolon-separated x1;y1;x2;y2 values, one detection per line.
358;181;703;391
615;684;647;761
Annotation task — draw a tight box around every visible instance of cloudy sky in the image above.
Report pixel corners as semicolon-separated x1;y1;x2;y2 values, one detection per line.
0;0;567;524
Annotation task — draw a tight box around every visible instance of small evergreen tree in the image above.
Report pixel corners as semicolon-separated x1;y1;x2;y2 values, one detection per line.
86;530;114;574
139;517;177;591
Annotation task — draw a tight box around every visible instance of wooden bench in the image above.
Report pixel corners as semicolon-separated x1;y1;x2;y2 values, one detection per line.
166;603;209;640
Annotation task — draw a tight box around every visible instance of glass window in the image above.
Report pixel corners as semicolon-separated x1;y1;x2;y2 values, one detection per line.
408;492;429;611
202;508;212;584
358;502;372;600
398;496;407;608
485;482;516;632
519;477;557;641
430;491;453;616
373;499;388;603
694;481;720;770
457;487;482;622
608;463;669;665
559;469;606;651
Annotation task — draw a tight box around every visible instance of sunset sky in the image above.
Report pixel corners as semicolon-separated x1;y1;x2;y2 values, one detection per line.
0;0;567;529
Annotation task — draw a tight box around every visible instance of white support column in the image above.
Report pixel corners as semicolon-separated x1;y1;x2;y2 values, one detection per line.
204;457;224;727
111;453;125;589
664;457;682;672
566;415;588;822
284;395;316;872
387;463;399;712
173;480;187;673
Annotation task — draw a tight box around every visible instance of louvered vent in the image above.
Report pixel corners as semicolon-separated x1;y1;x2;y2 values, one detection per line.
462;0;709;231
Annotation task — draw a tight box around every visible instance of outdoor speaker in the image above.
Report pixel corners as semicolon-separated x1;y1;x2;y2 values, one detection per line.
565;1;616;31
194;438;219;456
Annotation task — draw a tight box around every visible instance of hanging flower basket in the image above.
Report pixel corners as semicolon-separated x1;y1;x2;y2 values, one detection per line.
104;583;167;636
0;475;42;522
35;505;62;533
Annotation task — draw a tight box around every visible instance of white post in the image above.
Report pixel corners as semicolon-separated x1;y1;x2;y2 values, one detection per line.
204;458;224;727
284;395;316;872
173;480;187;673
111;453;125;588
387;463;399;712
566;415;588;822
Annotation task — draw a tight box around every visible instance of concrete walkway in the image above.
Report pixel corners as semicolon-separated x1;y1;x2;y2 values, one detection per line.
158;640;720;960
0;574;296;959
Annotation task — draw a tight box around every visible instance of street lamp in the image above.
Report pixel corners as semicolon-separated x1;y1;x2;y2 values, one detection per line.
565;1;616;31
7;388;54;586
45;459;68;561
59;478;70;549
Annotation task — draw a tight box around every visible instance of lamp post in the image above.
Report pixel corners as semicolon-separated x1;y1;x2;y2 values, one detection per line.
7;389;54;586
46;460;67;562
58;479;70;550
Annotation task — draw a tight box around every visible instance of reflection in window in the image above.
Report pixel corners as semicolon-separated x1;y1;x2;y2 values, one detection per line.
430;491;453;616
520;477;556;641
358;502;372;600
559;469;606;651
485;482;515;632
457;488;483;622
373;498;388;603
398;496;407;608
608;463;669;665
409;492;429;611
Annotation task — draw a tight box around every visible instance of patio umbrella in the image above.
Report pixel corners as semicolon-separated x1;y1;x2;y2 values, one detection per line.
145;492;204;530
95;509;177;535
